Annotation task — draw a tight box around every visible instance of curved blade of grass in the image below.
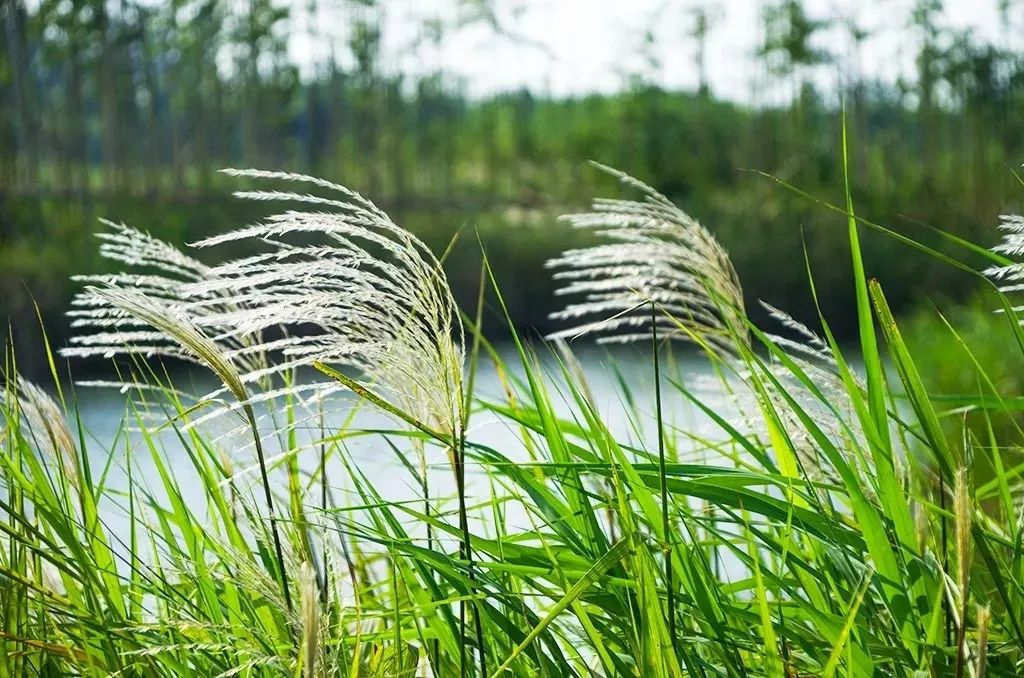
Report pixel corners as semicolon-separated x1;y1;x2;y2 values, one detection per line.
488;538;630;677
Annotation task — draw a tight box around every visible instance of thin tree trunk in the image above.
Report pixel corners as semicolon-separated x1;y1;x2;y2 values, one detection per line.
4;1;39;190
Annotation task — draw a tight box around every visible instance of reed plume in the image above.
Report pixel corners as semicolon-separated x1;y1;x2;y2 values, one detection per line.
62;221;269;378
63;169;476;674
976;605;990;678
984;214;1024;280
185;169;465;441
545;162;750;650
1;376;79;488
547;165;861;484
953;467;972;678
547;162;747;357
298;562;321;678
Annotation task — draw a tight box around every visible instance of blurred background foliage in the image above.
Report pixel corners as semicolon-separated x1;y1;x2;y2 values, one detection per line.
3;0;1024;378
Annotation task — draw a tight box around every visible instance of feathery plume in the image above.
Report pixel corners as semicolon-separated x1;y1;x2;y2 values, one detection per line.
954;468;972;598
1;376;79;488
760;301;833;365
985;213;1024;330
187;169;466;439
953;467;973;678
63;170;468;624
546;162;747;357
756;301;870;474
83;287;248;401
983;213;1024;321
985;214;1024;281
62;221;268;378
298;562;320;678
976;605;990;678
545;165;866;487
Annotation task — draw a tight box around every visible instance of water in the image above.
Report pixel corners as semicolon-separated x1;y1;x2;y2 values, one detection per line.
70;345;722;546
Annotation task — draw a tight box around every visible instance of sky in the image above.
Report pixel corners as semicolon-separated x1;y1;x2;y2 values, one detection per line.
288;0;1015;102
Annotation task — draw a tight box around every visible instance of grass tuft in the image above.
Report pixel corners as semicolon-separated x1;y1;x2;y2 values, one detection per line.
2;156;1023;676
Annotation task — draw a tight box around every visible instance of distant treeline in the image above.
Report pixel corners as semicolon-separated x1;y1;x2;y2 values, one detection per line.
3;0;1024;373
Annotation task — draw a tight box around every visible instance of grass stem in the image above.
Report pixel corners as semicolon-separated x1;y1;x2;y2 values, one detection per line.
652;300;676;656
244;403;292;612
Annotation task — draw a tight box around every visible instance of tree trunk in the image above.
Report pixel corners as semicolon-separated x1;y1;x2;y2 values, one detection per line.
3;1;39;190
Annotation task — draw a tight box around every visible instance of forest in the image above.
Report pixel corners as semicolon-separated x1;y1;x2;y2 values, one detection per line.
4;0;1024;372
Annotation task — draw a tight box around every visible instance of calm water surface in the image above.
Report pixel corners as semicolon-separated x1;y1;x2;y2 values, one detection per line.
71;345;723;543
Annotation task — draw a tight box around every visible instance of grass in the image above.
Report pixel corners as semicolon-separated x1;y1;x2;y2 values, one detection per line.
3;151;1024;676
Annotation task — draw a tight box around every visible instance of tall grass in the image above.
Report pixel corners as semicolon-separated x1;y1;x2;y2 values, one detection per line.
3;147;1024;676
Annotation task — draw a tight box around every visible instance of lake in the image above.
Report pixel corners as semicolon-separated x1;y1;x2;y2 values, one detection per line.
70;345;724;545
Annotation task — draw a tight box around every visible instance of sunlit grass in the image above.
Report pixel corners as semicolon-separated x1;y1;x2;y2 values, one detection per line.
4;146;1024;676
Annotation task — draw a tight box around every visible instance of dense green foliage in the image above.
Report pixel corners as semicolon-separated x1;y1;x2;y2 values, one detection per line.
3;149;1024;675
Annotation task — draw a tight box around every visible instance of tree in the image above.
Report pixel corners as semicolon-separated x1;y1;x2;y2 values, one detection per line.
757;0;832;101
688;3;722;98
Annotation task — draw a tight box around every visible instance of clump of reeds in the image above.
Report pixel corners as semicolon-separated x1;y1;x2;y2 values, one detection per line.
60;169;484;675
1;375;79;487
3;153;1016;677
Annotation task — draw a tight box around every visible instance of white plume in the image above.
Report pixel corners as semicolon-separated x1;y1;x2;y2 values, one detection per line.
63;171;465;439
546;162;747;357
62;221;269;378
985;214;1024;296
188;169;465;437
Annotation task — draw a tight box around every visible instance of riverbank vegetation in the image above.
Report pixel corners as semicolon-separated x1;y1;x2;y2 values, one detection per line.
3;149;1024;675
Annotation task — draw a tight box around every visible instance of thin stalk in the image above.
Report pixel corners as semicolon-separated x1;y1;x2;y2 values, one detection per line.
418;440;440;672
244;403;292;612
453;428;487;677
454;439;468;678
941;475;950;651
319;402;328;606
652;301;676;652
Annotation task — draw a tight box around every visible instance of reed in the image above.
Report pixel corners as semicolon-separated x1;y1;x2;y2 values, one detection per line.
2;151;1021;676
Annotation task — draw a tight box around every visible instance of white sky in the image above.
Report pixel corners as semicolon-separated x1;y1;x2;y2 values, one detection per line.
288;0;1016;102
